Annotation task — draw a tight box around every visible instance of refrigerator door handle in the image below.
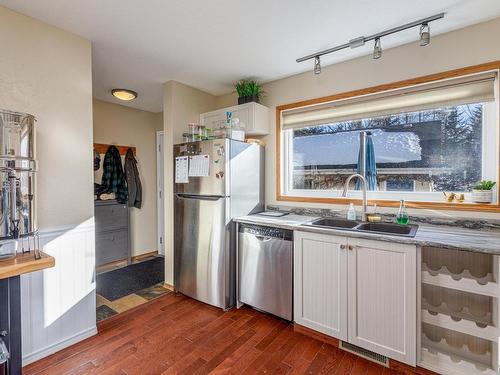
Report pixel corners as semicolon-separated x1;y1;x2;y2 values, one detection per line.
175;193;223;201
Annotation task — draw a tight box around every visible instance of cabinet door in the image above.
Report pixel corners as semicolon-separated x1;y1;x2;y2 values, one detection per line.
199;103;270;135
200;111;226;130
347;238;416;365
294;231;348;340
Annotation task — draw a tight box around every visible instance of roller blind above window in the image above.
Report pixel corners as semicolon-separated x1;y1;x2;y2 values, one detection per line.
282;72;497;130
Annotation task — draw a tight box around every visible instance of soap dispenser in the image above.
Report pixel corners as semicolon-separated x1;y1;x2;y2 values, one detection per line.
347;203;356;220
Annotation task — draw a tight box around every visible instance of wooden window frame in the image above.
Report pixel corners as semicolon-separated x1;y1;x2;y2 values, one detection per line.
276;61;500;212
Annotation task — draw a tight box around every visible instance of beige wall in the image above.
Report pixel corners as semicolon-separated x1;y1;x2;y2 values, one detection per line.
0;6;97;363
93;99;163;256
216;17;500;220
0;6;94;228
163;81;217;284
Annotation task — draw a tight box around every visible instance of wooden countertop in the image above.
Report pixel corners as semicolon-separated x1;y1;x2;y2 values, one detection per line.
0;251;55;280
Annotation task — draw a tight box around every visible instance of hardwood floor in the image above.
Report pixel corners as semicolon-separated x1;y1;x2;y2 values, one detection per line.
23;293;429;375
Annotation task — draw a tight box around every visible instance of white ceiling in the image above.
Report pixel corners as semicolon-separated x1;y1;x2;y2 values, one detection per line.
2;0;500;112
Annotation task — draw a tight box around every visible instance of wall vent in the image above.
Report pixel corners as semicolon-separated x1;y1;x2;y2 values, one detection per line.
339;341;389;367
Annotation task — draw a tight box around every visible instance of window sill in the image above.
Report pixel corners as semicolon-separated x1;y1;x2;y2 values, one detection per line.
276;195;500;213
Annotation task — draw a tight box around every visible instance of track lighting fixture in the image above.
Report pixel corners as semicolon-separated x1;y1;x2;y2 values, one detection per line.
419;23;430;46
373;38;382;59
297;12;444;74
313;56;321;75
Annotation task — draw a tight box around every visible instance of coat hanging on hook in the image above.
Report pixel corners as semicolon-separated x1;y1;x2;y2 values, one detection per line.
124;147;142;209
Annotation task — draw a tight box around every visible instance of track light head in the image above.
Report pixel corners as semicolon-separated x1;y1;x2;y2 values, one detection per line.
313;56;321;75
373;38;382;59
419;23;430;46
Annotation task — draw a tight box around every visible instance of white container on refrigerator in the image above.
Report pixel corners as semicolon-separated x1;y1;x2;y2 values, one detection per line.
199;102;270;136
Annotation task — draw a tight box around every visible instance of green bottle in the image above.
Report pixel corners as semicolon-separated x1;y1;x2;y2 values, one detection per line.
396;200;409;225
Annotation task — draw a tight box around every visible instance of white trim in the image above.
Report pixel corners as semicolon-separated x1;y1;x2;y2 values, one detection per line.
37;221;95;237
23;326;97;366
156;130;165;256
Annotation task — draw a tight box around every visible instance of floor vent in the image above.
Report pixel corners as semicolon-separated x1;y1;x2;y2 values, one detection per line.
339;341;389;367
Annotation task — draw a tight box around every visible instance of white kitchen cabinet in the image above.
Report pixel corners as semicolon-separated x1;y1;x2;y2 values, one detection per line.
294;231;348;340
199;102;270;136
293;230;417;366
347;237;416;366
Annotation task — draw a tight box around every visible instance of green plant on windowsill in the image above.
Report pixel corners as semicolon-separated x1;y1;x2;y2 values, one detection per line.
473;180;496;190
235;79;264;105
472;180;496;203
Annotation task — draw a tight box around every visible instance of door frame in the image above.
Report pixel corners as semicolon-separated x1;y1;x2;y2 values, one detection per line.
156;131;165;256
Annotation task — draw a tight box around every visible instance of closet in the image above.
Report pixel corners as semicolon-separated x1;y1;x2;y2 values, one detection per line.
94;143;136;267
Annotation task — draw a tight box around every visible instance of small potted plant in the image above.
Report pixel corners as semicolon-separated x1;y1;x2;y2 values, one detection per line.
472;180;496;203
235;79;264;105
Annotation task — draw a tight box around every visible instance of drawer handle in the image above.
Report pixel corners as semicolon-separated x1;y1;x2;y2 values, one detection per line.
348;245;354;251
340;244;346;249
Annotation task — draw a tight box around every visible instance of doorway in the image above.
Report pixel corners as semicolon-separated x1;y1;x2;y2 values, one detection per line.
93;140;169;323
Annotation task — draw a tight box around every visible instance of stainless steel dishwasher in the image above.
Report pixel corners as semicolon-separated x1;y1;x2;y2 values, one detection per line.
238;224;293;320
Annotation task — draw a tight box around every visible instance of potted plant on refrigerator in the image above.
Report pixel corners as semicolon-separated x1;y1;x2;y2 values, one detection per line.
235;79;264;105
471;180;496;203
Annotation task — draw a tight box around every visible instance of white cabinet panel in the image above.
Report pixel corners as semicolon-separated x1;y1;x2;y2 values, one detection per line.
294;231;347;340
347;237;416;366
21;221;96;365
199;102;269;135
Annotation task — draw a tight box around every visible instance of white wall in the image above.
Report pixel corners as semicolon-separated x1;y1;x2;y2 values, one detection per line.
163;81;216;284
0;6;96;364
93;99;163;257
216;17;500;220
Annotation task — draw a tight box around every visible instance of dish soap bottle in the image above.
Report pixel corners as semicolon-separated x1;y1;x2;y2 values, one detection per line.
347;203;356;220
396;200;409;225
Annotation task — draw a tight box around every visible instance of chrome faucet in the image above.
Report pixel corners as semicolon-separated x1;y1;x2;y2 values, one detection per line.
342;173;368;221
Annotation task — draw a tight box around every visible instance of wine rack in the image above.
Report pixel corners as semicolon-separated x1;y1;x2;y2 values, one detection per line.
419;247;500;375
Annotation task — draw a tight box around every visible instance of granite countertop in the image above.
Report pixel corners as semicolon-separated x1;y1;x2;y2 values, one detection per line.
234;213;500;255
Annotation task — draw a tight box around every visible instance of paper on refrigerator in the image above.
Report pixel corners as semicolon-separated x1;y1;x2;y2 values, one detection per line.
175;156;189;183
189;155;210;177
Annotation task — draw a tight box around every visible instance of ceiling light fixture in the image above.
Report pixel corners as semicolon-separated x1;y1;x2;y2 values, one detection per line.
297;12;444;74
419;23;430;46
373;38;382;59
111;89;138;101
314;56;321;75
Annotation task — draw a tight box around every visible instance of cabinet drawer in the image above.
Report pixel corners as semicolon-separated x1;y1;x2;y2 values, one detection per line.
96;230;128;266
95;203;128;232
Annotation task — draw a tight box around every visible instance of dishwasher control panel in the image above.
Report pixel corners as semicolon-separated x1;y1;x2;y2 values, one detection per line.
239;224;293;241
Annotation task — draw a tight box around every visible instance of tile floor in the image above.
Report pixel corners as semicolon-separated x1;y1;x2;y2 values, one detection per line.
96;256;171;322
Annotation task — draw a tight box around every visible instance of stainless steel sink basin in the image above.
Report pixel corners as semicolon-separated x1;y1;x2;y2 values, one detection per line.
355;222;419;237
308;218;359;229
303;218;419;237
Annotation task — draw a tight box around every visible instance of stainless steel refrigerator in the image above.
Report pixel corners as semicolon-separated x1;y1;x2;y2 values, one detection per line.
173;139;264;310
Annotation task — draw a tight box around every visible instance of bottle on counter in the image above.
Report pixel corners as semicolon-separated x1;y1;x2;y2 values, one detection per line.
396;199;409;225
347;203;356;221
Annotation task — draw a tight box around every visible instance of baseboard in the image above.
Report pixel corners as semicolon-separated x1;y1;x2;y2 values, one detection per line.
293;323;340;347
131;250;159;262
163;282;174;291
22;326;97;366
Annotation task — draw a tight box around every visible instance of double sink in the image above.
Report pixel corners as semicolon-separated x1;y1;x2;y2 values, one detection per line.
303;218;419;237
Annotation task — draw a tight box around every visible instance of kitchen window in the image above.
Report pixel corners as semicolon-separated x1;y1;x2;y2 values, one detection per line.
278;67;499;208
